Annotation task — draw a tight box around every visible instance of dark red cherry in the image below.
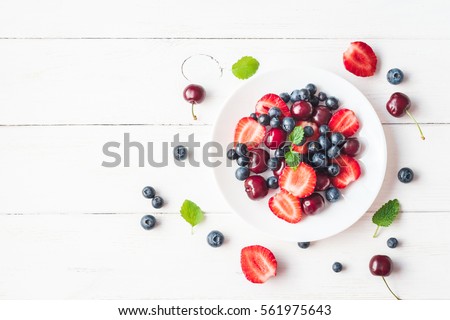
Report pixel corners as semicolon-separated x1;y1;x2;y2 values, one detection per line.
386;92;425;140
183;84;206;120
291;101;313;121
315;173;331;191
264;128;287;150
369;255;392;276
302;193;325;215
244;175;269;200
248;148;270;174
312;106;332;126
341;138;361;157
273;159;286;177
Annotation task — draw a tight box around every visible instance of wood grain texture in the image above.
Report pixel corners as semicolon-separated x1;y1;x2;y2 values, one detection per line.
0;124;447;214
0;39;449;125
0;0;448;39
0;212;448;299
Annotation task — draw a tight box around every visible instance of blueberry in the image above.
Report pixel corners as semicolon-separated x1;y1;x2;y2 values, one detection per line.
207;230;224;248
303;126;314;137
327;146;340;159
325;97;339;110
290;89;302;102
281;117;295;132
173;145;188;161
258;114;270;126
331;132;345;146
299;88;310;101
235;143;248;157
312;152;327;167
142;186;156;199
268;107;282;119
387;237;399;249
332;262;343;273
227;149;238;160
325;187;340;202
398;167;414;183
318;135;331;150
297;242;310;249
152;196;164;209
305;83;317;95
249;112;258;120
237;156;250;167
318;92;327;101
279;92;291;103
267;157;279;170
235;167;250;181
319;124;330;135
327;164;340;177
270;117;280;128
387;68;404;85
266;176;279;189
140;215;156;230
274;146;288;159
307;141;322;154
309;95;319;107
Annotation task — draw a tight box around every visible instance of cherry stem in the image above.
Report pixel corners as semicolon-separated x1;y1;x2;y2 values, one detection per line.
382;276;401;300
373;225;380;238
191;103;197;120
405;110;425;140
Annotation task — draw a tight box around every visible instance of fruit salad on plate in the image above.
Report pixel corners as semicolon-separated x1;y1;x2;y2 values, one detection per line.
228;84;362;224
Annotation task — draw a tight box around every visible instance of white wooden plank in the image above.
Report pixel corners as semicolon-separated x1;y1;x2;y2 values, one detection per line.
0;39;449;125
0;0;448;39
0;124;447;214
0;212;448;299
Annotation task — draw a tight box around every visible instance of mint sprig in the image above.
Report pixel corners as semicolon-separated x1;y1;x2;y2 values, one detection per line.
289;126;305;146
180;199;204;233
285;151;301;169
232;56;260;80
372;199;400;238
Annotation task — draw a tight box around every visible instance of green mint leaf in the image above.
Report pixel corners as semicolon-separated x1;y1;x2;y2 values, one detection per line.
289;126;305;145
372;199;400;238
285;151;301;169
180;199;204;228
232;56;260;80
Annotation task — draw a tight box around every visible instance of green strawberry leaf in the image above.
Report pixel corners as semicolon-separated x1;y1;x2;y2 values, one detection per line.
232;56;260;80
285;151;301;169
180;199;204;231
288;126;305;146
372;199;400;238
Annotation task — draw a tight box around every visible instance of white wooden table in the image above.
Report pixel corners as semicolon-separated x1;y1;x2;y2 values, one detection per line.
0;0;449;299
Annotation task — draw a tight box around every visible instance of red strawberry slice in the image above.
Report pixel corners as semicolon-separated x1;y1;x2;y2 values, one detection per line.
255;94;291;118
331;154;361;189
279;163;316;198
241;245;277;284
343;41;377;77
291;121;319;154
234;117;266;149
328;108;360;137
269;190;302;223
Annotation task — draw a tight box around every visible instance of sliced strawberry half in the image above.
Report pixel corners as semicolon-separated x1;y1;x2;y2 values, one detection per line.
291;121;319;154
269;190;302;224
234;117;266;149
279;163;316;198
241;245;277;284
328;108;360;137
343;41;377;77
255;94;291;118
331;154;361;189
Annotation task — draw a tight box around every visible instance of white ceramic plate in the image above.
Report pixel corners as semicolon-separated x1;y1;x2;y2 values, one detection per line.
212;67;386;242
